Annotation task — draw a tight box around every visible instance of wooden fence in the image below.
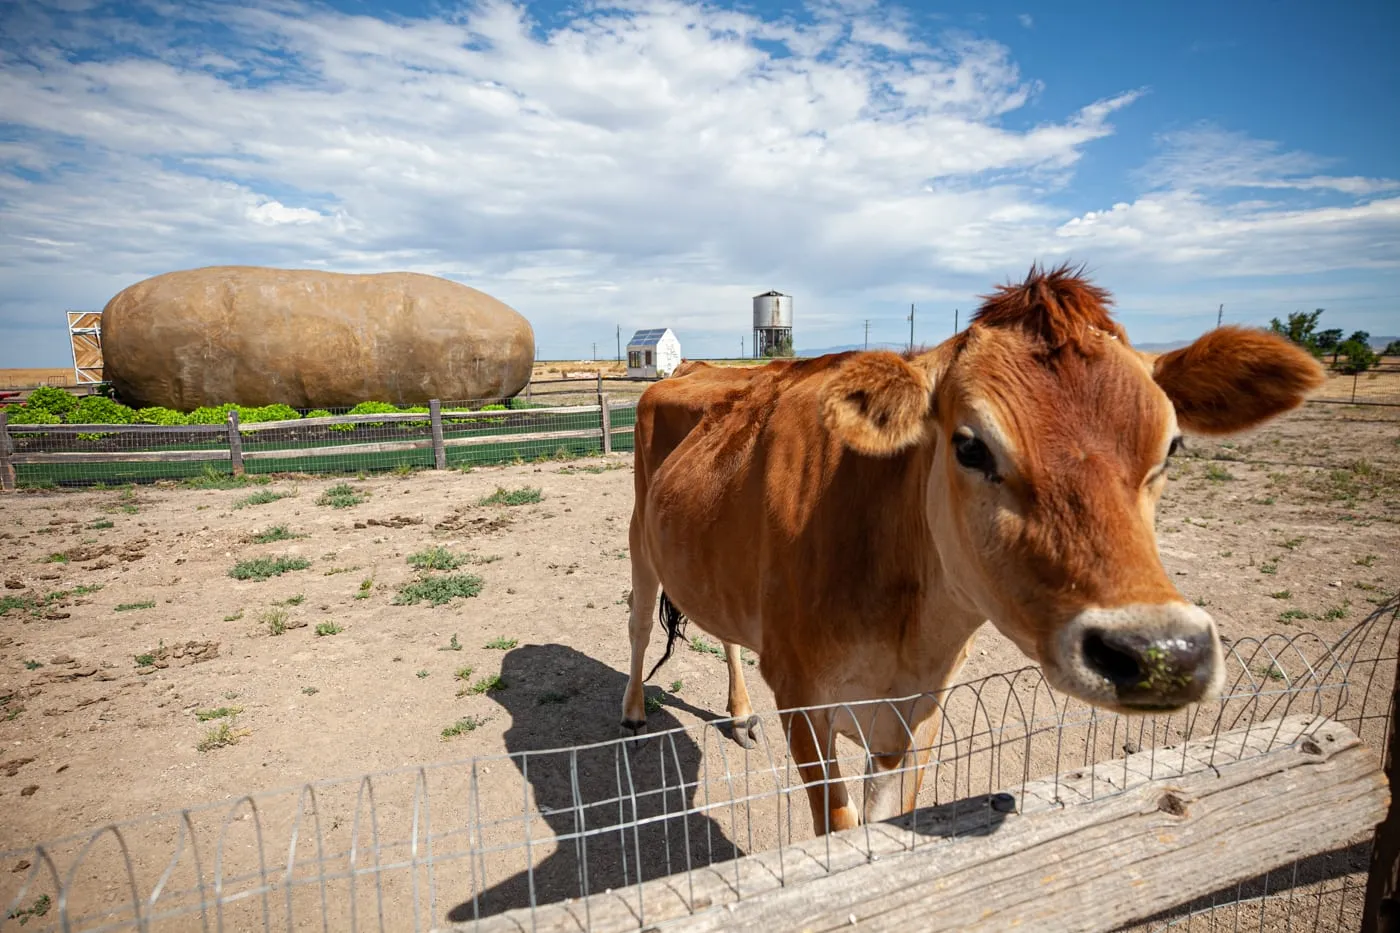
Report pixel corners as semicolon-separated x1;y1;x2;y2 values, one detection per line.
0;396;636;490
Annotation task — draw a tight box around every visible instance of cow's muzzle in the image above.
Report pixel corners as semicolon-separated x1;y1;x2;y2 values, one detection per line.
1052;603;1224;712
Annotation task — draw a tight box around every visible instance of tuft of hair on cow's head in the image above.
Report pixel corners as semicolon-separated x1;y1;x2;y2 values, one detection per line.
821;350;934;456
974;262;1128;351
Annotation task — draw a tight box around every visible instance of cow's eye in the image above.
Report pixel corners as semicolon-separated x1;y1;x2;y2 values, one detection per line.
953;430;999;481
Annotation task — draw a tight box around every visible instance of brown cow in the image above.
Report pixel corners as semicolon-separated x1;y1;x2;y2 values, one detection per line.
620;265;1325;835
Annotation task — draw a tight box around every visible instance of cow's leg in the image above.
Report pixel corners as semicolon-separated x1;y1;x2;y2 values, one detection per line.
860;697;942;823
723;642;758;749
862;638;975;822
619;544;661;739
782;706;858;835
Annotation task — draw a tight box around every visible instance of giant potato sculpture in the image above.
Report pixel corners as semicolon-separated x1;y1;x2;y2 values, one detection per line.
100;266;535;410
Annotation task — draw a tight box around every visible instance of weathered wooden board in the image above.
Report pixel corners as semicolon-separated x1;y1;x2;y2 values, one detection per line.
11;449;231;464
437;715;1387;933
6;422;227;435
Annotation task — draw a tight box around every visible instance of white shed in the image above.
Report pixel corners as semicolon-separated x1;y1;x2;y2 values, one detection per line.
626;328;682;378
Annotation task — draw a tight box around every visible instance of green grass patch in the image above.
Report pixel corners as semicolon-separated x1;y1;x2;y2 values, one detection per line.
478;486;542;507
441;716;486;739
234;489;291;510
315;622;343;636
197;719;247;752
688;635;724;658
89;519;114;530
6;894;50;925
393;573;484;606
229;555;311;581
465;674;506;695
262;608;289;635
484;637;518;650
115;600;156;612
317;483;366;508
184;467;270;490
196;706;242;722
1;595;36;616
1204;464;1234;483
251;525;302;544
407;546;466;571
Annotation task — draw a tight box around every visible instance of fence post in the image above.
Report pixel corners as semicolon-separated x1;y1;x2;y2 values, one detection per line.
599;392;612;456
0;409;14;491
226;409;244;477
429;399;447;470
1362;667;1400;933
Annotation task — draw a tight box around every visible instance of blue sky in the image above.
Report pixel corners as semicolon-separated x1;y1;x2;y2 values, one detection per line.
1;0;1397;367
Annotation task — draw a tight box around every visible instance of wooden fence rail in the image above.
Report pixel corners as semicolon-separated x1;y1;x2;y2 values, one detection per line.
0;398;636;488
443;714;1388;933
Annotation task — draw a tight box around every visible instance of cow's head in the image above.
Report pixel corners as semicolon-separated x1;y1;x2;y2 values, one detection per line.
821;265;1325;714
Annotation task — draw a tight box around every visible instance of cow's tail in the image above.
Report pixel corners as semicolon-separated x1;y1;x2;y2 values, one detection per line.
644;592;687;682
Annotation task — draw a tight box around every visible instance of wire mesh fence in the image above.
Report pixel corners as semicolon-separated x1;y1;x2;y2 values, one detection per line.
0;398;637;489
3;595;1394;933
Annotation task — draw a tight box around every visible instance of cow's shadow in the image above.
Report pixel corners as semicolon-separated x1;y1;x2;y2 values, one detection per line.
444;644;748;924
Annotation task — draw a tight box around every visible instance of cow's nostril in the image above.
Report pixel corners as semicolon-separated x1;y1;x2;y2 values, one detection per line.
1083;630;1142;689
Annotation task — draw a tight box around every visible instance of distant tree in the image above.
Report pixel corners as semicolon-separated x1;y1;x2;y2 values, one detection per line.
1347;330;1372;348
1268;309;1325;355
1338;339;1378;375
1383;340;1400;358
1337;337;1379;403
1315;328;1343;361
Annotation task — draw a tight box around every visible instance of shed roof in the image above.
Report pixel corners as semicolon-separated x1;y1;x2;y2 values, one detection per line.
627;328;672;348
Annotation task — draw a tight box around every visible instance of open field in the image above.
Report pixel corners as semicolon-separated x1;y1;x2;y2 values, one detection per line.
0;369;75;389
0;400;1397;927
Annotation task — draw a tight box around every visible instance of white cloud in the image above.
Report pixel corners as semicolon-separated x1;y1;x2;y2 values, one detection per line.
247;200;325;226
1139;124;1399;196
1017;13;1033;28
0;0;1395;365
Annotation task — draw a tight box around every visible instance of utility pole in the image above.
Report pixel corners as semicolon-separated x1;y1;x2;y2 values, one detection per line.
864;319;870;350
592;341;597;361
616;325;621;362
739;337;744;359
954;308;959;334
908;303;915;352
1216;304;1224;329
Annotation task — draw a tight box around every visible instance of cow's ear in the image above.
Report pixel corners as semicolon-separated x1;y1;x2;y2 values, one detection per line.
822;351;934;455
1151;326;1326;435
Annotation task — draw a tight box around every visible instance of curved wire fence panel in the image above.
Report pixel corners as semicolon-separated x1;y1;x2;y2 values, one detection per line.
1;596;1395;933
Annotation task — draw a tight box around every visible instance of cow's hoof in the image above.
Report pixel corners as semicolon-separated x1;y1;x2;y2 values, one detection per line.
732;715;760;750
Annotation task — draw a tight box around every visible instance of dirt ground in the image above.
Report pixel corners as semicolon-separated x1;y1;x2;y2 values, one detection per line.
0;401;1397;930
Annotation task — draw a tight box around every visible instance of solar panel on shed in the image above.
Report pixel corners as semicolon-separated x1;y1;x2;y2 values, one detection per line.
628;329;669;347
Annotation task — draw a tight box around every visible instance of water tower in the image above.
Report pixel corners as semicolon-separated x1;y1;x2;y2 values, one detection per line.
752;290;793;358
